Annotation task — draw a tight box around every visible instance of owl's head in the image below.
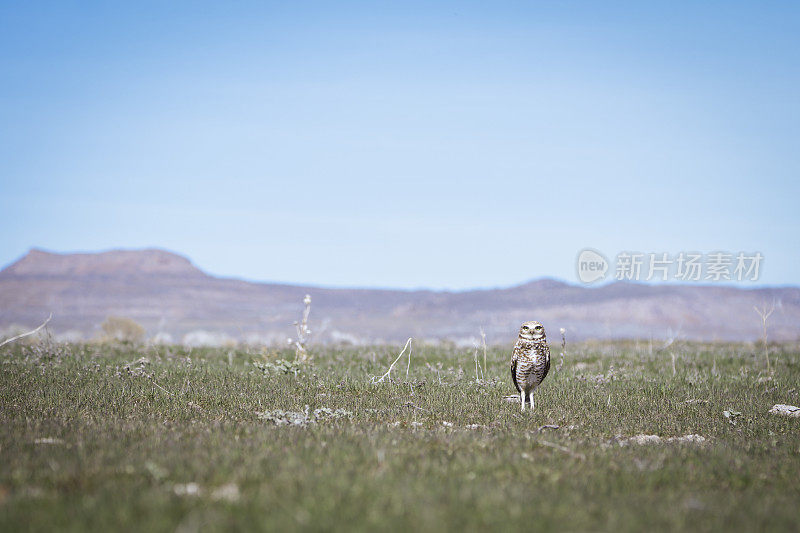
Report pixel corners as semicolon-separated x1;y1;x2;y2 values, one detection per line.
519;321;546;341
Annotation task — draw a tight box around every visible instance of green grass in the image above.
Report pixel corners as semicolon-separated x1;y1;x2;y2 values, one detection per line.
1;341;799;532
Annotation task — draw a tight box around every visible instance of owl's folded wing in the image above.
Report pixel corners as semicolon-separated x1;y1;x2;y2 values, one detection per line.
510;355;520;393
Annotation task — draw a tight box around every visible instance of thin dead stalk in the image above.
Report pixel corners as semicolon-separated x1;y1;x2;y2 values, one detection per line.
373;338;413;384
754;302;775;371
480;327;487;376
152;380;174;396
0;313;52;348
538;439;586;461
473;347;480;383
291;295;312;362
406;340;412;377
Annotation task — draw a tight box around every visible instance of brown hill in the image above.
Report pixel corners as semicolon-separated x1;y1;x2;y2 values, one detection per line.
4;248;204;278
1;248;798;344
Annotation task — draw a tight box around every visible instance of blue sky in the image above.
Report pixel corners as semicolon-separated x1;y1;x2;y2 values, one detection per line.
1;1;798;289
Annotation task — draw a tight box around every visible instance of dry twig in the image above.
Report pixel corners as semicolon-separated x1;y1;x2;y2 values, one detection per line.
373;338;413;384
473;347;480;383
538;439;586;460
754;302;776;371
0;313;52;348
480;327;487;377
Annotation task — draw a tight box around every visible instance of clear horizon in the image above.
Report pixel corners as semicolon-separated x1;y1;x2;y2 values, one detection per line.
3;245;797;292
2;2;798;289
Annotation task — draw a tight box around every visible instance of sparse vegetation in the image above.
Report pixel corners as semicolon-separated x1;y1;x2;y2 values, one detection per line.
99;315;146;343
289;294;313;363
1;340;799;531
754;302;777;371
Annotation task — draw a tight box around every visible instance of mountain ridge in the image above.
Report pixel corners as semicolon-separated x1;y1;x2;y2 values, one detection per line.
1;248;798;344
2;248;204;279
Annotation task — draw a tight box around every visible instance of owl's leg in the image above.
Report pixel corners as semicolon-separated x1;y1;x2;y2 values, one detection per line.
520;389;526;411
528;391;535;411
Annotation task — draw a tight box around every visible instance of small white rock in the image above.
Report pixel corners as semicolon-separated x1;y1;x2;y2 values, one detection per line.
769;404;800;417
211;483;240;502
667;434;706;444
621;434;662;446
174;482;201;496
34;437;64;445
620;434;706;446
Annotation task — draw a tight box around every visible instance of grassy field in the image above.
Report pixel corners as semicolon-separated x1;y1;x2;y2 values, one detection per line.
1;339;799;532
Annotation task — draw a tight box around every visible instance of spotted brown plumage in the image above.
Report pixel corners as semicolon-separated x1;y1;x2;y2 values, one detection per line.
510;321;551;411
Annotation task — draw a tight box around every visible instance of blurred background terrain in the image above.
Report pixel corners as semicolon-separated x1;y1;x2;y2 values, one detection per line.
1;247;797;344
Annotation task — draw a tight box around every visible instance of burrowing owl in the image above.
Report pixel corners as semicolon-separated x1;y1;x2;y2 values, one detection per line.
510;321;551;411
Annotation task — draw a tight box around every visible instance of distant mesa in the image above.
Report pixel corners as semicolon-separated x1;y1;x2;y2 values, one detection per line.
0;247;798;344
1;247;206;278
516;278;571;290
